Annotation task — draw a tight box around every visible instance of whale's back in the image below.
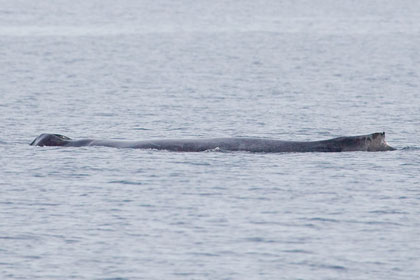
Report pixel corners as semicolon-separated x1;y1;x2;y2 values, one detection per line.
30;132;395;152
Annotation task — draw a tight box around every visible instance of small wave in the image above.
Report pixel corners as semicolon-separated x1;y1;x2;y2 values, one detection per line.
244;237;276;243
306;217;339;223
108;180;143;185
0;234;37;240
401;146;420;151
282;249;313;254
133;127;151;131
318;264;347;271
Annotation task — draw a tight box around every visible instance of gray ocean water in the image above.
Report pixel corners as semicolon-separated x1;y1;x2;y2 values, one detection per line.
1;1;420;279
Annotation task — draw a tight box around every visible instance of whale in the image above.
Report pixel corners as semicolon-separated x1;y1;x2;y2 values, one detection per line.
30;132;395;153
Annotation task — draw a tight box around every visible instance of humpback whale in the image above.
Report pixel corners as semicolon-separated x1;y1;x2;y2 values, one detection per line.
30;132;395;152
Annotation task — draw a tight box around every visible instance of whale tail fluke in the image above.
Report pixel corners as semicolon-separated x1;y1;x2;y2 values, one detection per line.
30;134;72;146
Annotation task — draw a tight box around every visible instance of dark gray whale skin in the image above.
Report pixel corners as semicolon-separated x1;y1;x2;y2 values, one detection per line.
30;132;395;152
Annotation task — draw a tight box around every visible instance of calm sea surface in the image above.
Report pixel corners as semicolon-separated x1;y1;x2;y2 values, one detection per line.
1;1;420;279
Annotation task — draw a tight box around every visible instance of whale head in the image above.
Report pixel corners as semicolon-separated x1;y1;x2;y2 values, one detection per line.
30;134;72;146
335;132;395;152
365;132;395;151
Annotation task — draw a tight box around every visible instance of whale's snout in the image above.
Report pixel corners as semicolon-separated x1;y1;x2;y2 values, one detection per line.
368;132;395;151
